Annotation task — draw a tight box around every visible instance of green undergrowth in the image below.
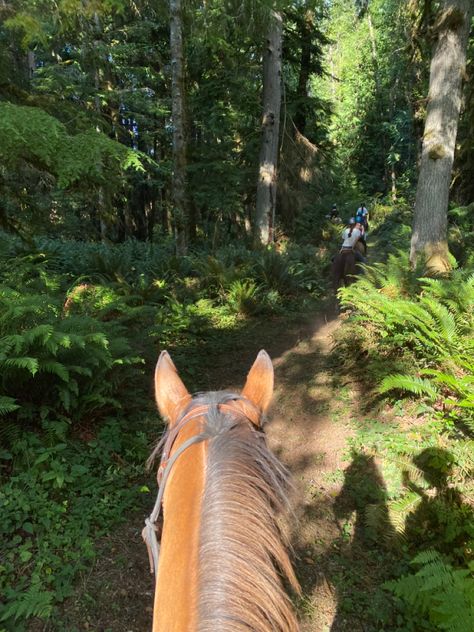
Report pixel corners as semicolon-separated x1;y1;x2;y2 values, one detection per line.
0;231;327;628
333;242;474;631
0;418;154;630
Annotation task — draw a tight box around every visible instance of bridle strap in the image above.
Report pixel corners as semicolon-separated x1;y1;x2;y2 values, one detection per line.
142;430;208;577
142;399;261;580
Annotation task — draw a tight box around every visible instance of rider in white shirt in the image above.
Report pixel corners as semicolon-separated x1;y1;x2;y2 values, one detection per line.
340;218;367;265
341;219;362;249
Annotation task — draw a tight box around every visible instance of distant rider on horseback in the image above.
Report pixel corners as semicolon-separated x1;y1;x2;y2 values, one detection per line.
326;203;342;224
331;218;361;290
342;217;366;265
356;203;369;232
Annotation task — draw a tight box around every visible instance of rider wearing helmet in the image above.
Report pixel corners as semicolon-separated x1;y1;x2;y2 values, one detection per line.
340;217;366;265
356;203;369;232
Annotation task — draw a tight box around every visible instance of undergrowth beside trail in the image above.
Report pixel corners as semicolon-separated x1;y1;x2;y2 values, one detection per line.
333;241;474;631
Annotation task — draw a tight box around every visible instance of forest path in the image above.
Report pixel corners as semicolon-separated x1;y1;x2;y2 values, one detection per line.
56;305;364;632
268;313;355;631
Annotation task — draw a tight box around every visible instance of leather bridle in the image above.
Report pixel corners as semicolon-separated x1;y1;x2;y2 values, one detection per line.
142;396;262;579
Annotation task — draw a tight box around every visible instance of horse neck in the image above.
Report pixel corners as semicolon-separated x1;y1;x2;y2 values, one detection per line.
197;421;299;632
153;417;207;632
153;407;299;632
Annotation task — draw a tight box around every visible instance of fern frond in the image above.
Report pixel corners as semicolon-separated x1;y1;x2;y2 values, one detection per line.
0;396;19;415
38;361;70;382
387;491;422;533
0;356;39;375
379;374;439;399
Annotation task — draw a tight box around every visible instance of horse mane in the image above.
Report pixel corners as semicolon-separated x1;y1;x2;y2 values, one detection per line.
195;392;300;631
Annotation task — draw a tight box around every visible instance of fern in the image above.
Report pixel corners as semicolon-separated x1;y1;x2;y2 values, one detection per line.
386;551;474;632
226;279;261;316
0;396;19;415
339;257;474;431
0;585;54;622
379;374;439;399
0;277;143;435
387;491;423;534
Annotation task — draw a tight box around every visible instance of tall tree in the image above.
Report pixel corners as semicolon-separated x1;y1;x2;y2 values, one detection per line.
410;0;473;272
170;0;190;254
254;9;283;246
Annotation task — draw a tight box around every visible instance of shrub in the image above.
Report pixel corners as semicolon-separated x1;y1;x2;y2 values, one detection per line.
0;285;143;431
226;279;261;316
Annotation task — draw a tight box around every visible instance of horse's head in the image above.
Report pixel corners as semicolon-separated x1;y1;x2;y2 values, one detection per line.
154;348;274;427
146;349;298;632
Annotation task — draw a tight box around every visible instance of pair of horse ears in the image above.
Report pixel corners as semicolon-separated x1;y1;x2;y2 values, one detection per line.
154;350;274;426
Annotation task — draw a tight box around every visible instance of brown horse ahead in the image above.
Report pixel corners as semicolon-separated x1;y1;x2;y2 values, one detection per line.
331;248;358;290
143;350;299;631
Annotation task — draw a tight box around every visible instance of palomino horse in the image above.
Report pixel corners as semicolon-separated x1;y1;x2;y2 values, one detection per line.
143;350;299;631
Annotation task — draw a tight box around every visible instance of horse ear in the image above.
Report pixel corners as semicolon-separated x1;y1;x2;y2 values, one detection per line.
154;351;191;426
241;349;274;416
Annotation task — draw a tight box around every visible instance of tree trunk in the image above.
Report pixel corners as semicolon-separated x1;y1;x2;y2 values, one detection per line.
294;9;313;135
170;0;190;255
254;10;283;246
92;12;108;242
410;0;472;273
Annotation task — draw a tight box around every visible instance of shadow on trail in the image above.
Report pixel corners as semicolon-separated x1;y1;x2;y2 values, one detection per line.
293;442;474;631
292;450;401;631
404;447;474;563
168;305;337;394
329;452;399;631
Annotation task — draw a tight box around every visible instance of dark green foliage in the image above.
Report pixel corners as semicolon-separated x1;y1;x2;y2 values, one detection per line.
448;203;474;267
0;253;143;431
0;103;144;234
0;418;153;628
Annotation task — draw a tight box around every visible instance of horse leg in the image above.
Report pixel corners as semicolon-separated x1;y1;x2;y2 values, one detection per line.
331;254;343;291
344;253;357;286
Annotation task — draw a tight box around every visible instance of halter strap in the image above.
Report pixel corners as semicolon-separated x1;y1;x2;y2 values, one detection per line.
142;398;261;579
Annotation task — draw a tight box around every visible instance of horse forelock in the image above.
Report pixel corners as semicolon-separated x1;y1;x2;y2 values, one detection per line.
146;391;242;469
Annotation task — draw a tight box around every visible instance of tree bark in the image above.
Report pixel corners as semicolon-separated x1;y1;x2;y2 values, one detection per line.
410;0;472;273
170;0;190;255
254;10;283;246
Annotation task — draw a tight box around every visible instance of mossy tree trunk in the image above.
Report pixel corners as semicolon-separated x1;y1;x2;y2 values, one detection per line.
254;10;283;246
410;0;472;273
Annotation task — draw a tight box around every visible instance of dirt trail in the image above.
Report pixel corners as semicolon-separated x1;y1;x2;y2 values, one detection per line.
268;315;353;631
55;309;361;632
